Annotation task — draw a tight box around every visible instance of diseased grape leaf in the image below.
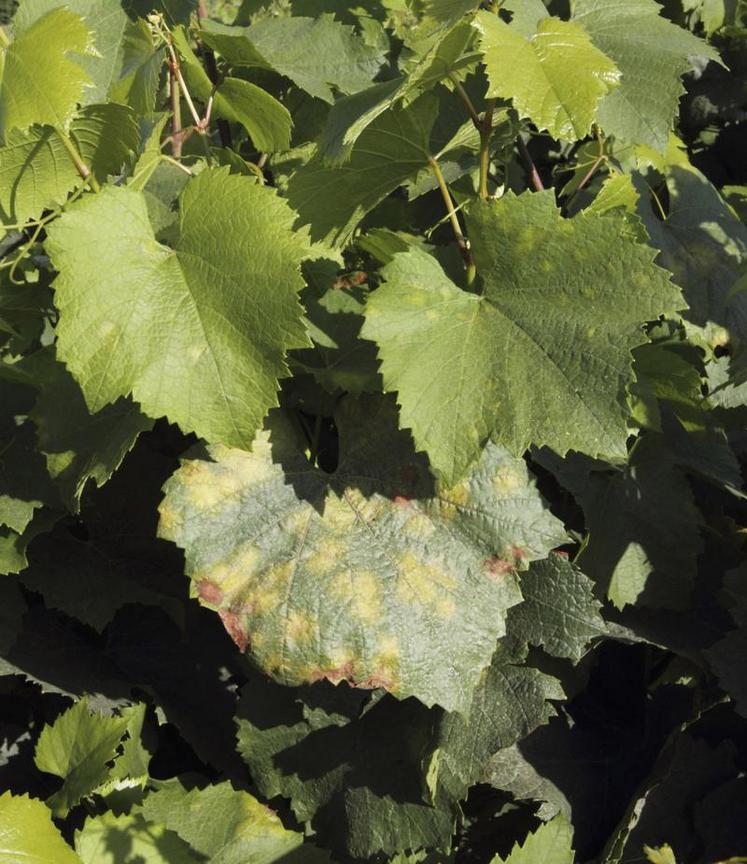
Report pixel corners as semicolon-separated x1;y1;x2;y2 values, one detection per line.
199;14;385;103
45;167;310;449
75;811;197;864
287;93;438;247
34;697;130;817
0;8;92;140
139;779;316;864
572;0;720;151
362;193;682;483
474;12;619;140
159;393;565;712
508;555;605;662
0;791;81;864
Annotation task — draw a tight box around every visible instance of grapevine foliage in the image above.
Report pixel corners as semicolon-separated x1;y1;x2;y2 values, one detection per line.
0;0;746;861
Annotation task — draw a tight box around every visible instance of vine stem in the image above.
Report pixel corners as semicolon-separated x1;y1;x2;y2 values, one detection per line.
429;157;476;289
448;73;481;128
56;129;101;192
517;136;544;192
169;64;183;158
478;99;495;200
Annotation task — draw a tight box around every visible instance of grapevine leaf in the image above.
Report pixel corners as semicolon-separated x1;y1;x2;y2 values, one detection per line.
109;20;165;115
540;436;704;610
159;394;565;713
199;14;384;103
491;813;574;864
708;630;747;718
75;812;197;864
634;165;747;359
0;103;140;227
475;12;619;140
288;93;438;247
30;351;152;511
362;194;682;483
173;27;291;152
45;167;310;448
20;523;180;632
0;791;81;864
436;640;564;797
508;555;605;661
139;779;311;864
0;8;92;139
235;676;457;858
572;0;720;150
14;0;130;106
319;20;477;164
295;284;382;393
34;697;130;817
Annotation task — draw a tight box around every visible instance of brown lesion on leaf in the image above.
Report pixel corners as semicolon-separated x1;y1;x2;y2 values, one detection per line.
486;545;528;579
196;579;223;606
218;609;250;652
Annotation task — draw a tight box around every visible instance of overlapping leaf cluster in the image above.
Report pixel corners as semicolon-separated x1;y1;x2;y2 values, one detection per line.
1;0;747;861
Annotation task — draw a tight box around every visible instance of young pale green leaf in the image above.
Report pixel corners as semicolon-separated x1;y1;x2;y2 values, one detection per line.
509;555;605;661
0;8;92;140
139;779;309;864
34;697;130;817
572;0;720;150
362;193;683;483
159;394;565;713
75;812;197;864
288;93;438;247
474;12;619;140
46;167;310;449
109;19;165;115
14;0;131;107
1;103;139;230
491;813;575;864
199;14;384;103
0;791;81;864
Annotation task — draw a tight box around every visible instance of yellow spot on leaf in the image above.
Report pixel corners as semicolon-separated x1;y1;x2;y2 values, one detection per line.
352;570;382;625
397;553;456;612
492;467;523;497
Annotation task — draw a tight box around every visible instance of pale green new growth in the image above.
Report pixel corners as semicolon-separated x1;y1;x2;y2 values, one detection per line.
475;12;620;140
491;814;575;864
363;192;683;482
0;792;81;864
34;697;130;817
140;780;308;863
572;0;720;150
0;8;92;140
76;812;196;864
46;168;310;449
